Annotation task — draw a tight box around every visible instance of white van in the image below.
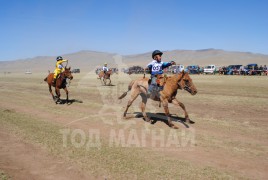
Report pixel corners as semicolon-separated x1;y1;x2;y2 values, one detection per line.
204;65;218;74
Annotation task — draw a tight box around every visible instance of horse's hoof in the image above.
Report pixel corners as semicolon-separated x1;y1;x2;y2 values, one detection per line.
185;118;195;124
169;123;179;129
145;118;152;123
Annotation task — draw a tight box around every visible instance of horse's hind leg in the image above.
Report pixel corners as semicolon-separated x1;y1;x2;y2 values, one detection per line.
140;93;150;122
172;98;194;124
48;85;56;101
123;90;139;118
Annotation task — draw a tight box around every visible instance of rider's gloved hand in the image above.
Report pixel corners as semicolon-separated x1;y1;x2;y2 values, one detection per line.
170;61;176;65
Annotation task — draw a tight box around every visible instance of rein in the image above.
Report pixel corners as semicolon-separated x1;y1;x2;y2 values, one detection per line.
177;74;191;92
65;61;68;69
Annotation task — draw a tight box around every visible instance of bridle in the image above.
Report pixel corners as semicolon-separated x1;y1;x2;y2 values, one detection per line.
62;69;73;80
177;74;191;93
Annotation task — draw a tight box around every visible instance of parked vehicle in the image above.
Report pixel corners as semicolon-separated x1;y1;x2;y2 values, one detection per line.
226;65;242;75
72;69;80;73
170;64;184;73
244;64;259;75
124;66;144;74
185;65;199;74
204;65;219;74
25;70;32;74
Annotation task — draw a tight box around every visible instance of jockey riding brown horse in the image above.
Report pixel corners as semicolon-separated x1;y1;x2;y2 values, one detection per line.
44;67;73;104
118;71;197;129
98;69;113;85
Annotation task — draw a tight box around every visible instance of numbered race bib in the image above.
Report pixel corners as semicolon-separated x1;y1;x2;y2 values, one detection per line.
152;64;162;72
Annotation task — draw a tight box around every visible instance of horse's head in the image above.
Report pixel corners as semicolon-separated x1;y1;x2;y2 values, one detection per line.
63;67;73;80
108;69;113;74
178;71;197;95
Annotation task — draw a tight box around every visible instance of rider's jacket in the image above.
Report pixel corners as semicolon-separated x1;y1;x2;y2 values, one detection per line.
54;59;67;78
56;60;67;71
147;60;172;75
103;66;109;72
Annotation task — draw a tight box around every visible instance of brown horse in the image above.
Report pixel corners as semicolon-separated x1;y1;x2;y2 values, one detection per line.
118;71;197;129
98;69;113;85
44;67;73;104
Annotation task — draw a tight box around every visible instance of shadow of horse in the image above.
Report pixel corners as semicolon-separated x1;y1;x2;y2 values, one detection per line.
133;112;195;128
56;98;83;105
101;84;116;87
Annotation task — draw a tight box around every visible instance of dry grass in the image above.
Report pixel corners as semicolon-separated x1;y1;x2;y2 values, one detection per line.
0;108;236;179
0;170;10;180
0;72;267;179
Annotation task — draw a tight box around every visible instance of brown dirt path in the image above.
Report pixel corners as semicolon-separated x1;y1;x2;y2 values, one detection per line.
0;127;94;180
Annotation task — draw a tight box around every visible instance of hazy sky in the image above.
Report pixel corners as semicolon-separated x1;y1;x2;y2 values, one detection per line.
0;0;267;61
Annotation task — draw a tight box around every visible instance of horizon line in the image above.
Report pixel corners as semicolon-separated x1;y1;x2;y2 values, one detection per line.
0;48;267;62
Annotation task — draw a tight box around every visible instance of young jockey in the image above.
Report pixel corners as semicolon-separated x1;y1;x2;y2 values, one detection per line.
52;56;68;85
146;50;175;97
103;63;109;74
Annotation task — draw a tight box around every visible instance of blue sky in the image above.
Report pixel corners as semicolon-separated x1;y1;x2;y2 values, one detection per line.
0;0;267;61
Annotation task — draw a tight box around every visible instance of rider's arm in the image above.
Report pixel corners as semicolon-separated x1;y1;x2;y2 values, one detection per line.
162;61;175;69
57;60;68;66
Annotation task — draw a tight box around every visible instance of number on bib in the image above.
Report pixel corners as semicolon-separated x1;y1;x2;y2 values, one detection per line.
152;65;161;72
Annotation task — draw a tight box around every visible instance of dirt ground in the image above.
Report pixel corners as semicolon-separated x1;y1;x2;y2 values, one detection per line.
0;72;267;179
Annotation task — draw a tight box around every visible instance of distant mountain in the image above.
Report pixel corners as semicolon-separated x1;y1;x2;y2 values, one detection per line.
0;49;267;73
124;49;268;67
0;51;116;73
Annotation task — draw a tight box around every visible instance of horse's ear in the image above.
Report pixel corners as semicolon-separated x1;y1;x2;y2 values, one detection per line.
181;70;185;75
69;66;71;70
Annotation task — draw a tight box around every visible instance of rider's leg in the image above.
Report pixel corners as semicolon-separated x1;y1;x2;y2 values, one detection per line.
147;76;157;97
53;70;58;84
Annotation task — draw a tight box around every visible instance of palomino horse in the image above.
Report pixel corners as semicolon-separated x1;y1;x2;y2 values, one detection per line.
118;71;197;129
98;69;113;85
44;67;73;104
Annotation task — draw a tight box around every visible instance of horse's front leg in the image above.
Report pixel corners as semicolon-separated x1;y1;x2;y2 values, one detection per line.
171;98;194;124
55;87;61;104
162;98;178;129
64;87;69;104
103;78;106;85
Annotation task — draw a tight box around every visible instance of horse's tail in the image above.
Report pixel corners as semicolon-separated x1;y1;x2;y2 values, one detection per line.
118;80;134;99
44;77;48;82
